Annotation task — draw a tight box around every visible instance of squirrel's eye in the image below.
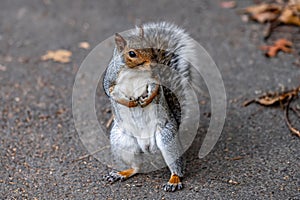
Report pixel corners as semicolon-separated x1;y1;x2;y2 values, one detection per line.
128;51;136;58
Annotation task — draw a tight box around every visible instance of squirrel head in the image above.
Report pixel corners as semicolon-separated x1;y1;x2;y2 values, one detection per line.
115;33;154;70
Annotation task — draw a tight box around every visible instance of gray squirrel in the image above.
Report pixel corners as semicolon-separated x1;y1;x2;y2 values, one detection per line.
103;22;198;192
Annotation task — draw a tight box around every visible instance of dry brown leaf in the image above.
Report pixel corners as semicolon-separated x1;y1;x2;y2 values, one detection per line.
279;5;300;26
253;12;279;23
254;93;290;105
243;87;299;107
220;1;236;9
78;42;90;49
243;2;300;26
244;3;275;15
244;86;300;138
41;49;72;63
243;3;282;21
260;38;293;57
228;179;239;185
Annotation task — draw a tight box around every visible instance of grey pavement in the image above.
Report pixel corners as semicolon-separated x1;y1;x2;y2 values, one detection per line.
0;0;299;199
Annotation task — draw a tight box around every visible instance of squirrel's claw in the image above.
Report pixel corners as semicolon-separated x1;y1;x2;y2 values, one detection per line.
105;168;137;183
163;174;183;192
104;171;126;183
138;83;160;108
163;182;183;192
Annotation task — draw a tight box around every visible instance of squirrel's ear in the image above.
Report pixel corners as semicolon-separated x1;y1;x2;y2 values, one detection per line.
138;25;144;38
115;33;127;52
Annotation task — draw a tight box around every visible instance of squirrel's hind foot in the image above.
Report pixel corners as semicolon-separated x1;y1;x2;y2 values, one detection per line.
105;168;137;183
104;171;125;183
163;174;183;192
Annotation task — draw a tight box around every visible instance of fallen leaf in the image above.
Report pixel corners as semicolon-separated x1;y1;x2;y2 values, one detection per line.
242;2;300;26
244;86;300;138
220;1;236;9
0;64;7;71
243;3;282;21
260;38;293;57
41;49;72;63
279;5;300;26
243;87;299;107
228;179;239;185
78;42;90;49
243;3;270;15
253;12;279;23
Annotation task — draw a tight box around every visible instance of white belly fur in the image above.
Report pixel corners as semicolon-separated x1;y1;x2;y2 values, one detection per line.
113;68;165;153
118;104;161;152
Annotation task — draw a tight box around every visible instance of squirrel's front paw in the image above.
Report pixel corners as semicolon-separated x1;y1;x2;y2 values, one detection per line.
104;171;126;183
113;96;138;108
139;93;150;107
138;83;159;108
163;174;183;192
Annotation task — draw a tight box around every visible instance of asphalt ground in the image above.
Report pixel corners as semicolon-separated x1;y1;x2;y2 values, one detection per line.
0;0;299;199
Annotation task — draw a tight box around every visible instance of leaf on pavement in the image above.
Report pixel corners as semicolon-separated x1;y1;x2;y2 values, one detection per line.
220;1;236;9
242;2;300;25
279;4;300;26
41;49;72;63
244;86;300;137
78;42;90;49
242;3;282;23
243;3;280;15
243;87;299;107
260;38;293;57
254;12;279;23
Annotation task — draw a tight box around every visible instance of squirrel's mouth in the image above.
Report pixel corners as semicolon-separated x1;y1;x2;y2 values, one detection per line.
135;62;152;71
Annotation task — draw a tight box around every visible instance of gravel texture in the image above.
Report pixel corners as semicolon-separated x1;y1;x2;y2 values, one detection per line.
0;0;299;199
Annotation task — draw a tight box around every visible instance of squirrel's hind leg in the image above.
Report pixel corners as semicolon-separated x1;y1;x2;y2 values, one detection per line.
105;122;142;183
156;121;184;192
